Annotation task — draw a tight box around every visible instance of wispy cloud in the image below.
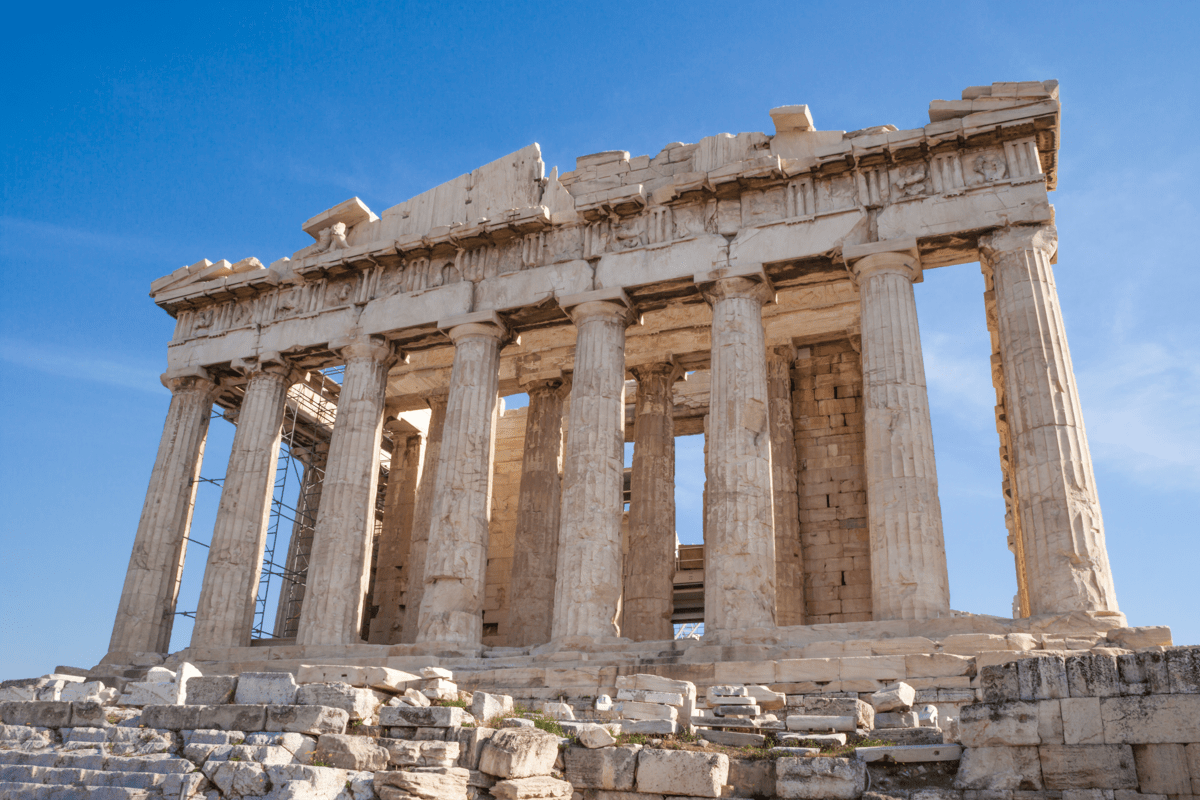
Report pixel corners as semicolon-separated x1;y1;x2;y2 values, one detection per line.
0;337;166;395
1077;339;1200;489
923;330;997;432
0;217;179;263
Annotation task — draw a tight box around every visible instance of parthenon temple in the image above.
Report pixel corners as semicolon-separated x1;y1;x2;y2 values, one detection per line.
108;79;1130;676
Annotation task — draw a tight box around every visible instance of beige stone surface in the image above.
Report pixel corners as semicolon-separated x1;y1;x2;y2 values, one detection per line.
849;249;950;621
402;394;447;644
624;362;680;641
954;745;1043;790
553;300;630;640
636;748;729;798
958;701;1041;747
703;277;777;634
1132;743;1192;796
1039;744;1138;789
298;337;397;646
192;361;296;648
1099;695;1200;744
980;225;1118;616
768;345;804;626
418;322;505;645
109;372;216;656
491;775;575;800
479;728;561;779
369;428;424;644
776;756;866;800
1062;696;1104;745
508;381;566;647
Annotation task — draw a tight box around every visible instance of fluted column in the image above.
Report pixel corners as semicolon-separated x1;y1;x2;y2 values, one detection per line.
109;369;217;656
768;345;805;626
416;322;506;646
552;300;631;641
272;441;329;638
703;277;777;633
192;357;297;649
296;337;398;646
401;393;447;644
368;422;424;644
623;362;680;642
850;250;950;621
980;225;1118;614
508;378;568;647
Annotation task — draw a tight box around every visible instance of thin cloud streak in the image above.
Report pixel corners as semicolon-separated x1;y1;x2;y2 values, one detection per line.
0;337;166;395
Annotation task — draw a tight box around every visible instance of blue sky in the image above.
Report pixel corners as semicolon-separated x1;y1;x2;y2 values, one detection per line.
1;1;1197;679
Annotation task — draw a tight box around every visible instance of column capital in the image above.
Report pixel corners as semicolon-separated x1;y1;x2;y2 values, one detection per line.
160;366;218;395
848;251;922;284
558;288;638;327
231;352;305;386
630;359;686;385
701;276;774;307
520;373;570;397
979;224;1058;260
331;335;402;366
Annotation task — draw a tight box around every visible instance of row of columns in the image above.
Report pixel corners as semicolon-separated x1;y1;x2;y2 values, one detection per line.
107;224;1117;659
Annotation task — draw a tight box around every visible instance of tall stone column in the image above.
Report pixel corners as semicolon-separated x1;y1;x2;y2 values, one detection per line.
508;377;567;647
272;441;329;638
980;225;1118;614
109;369;217;657
192;356;297;649
368;422;424;644
401;393;447;644
767;345;805;627
416;321;506;646
552;298;631;641
703;276;777;634
848;247;951;621
623;362;681;642
296;337;398;646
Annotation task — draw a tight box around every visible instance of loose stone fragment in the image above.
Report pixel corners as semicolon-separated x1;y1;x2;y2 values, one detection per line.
776;756;866;800
871;682;916;712
479;727;561;778
636;748;729;798
314;732;390;770
491;775;575;799
375;766;470;800
472;691;514;721
234;672;299;705
576;723;617;748
786;714;855;732
564;744;639;789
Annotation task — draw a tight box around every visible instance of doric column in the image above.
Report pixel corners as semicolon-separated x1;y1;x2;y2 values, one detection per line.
416;320;506;646
979;225;1118;615
109;369;217;656
296;337;398;646
702;276;777;633
368;420;424;644
848;245;950;621
272;441;329;638
507;377;568;647
192;356;298;649
552;297;632;641
623;361;682;642
767;345;805;627
401;393;447;644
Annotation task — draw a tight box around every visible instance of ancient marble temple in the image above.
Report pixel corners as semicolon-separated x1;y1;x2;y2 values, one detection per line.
106;80;1122;667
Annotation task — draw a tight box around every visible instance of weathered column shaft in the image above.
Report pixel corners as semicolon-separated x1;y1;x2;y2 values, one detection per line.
981;225;1118;614
852;251;950;621
507;380;567;647
768;346;805;627
623;363;678;642
296;338;396;646
401;395;447;644
110;371;216;656
416;323;505;645
703;277;777;633
192;362;294;649
272;442;329;638
552;300;629;641
368;430;424;644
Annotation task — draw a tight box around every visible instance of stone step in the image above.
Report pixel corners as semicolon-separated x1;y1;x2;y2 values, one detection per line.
0;751;193;773
0;763;179;791
0;780;156;799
